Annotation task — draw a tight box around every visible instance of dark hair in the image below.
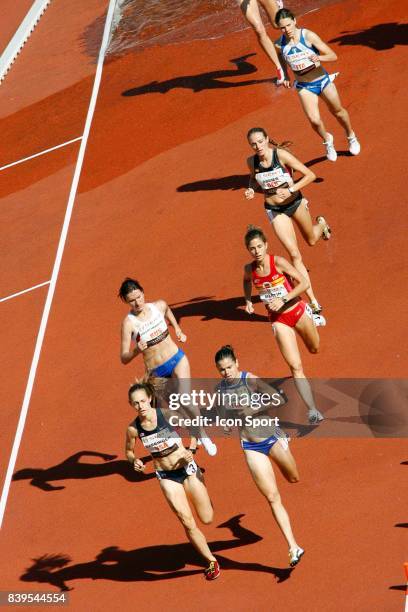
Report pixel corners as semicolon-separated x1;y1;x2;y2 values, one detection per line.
128;381;155;403
215;344;237;364
244;225;267;248
118;278;144;302
247;127;292;150
275;8;296;23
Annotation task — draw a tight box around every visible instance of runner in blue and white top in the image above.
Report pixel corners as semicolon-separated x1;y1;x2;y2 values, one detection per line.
275;8;360;161
214;345;305;568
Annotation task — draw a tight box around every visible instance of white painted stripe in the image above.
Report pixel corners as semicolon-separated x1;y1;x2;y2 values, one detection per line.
0;137;82;172
0;0;52;83
0;0;118;529
0;281;50;303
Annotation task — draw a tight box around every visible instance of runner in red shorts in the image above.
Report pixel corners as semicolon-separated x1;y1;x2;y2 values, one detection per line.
243;225;324;424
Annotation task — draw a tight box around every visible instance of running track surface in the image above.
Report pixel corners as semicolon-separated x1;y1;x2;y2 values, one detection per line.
0;0;407;609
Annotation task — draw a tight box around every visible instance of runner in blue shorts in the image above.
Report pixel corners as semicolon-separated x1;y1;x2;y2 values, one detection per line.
214;345;305;567
275;8;360;161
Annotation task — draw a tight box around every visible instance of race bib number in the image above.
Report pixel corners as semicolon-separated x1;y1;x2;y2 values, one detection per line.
186;461;197;475
259;280;288;302
289;51;315;73
256;169;291;190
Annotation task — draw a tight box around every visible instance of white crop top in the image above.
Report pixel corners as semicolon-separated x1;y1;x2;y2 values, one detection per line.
128;303;169;348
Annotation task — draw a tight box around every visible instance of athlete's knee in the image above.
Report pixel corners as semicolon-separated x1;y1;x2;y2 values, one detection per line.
288;473;300;483
266;489;281;505
199;507;214;525
177;511;196;531
308;115;322;130
290;363;304;377
253;21;268;39
308;337;319;354
332;106;345;119
288;247;302;264
306;235;318;246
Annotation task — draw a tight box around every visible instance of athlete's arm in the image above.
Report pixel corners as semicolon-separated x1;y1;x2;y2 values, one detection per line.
243;264;254;314
272;255;309;306
275;148;316;200
244;373;285;414
305;30;338;62
274;45;291;88
157;299;186;342
120;318;142;364
245;157;260;199
126;426;145;471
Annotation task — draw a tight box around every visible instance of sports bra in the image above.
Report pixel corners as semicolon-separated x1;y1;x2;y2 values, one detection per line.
253;148;293;196
219;371;252;408
133;408;181;458
251;254;295;305
278;29;319;76
127;303;169;347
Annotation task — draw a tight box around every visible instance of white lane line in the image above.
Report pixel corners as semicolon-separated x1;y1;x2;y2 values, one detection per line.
0;0;118;529
0;137;82;171
0;281;51;303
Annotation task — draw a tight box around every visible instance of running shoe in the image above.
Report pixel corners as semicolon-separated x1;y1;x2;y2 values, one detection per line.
308;408;324;424
200;437;217;457
312;313;326;327
348;134;361;156
289;547;305;567
277;0;284;8
276;66;285;85
204;560;221;581
309;300;322;314
323;132;337;162
316;216;332;240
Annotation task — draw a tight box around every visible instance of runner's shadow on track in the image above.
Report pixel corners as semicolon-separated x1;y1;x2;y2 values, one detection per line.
12;451;155;491
395;523;408;528
330;23;408;51
389;585;406;591
20;514;293;590
305;151;350;169
122;54;277;96
170;296;268;323
177;174;323;193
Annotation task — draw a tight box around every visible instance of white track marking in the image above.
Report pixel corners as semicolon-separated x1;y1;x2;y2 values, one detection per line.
0;0;118;529
0;137;82;172
0;281;51;303
0;0;52;83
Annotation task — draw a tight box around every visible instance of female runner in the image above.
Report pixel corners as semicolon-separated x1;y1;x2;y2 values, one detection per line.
215;345;304;566
245;126;330;316
119;277;216;455
275;8;360;161
237;0;285;82
243;225;324;424
126;381;220;580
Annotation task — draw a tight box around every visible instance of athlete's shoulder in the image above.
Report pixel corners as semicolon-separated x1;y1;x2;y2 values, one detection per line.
153;299;167;312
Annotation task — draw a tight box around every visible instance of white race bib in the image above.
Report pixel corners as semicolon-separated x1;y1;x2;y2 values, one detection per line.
256;169;292;190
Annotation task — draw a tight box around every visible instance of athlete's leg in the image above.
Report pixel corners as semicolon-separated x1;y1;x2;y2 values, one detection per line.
291;199;326;246
321;83;355;137
243;449;301;550
159;478;216;563
184;471;214;524
270;212;318;304
237;0;281;70
258;0;281;28
272;321;318;412
294;310;320;353
297;88;329;140
269;439;299;483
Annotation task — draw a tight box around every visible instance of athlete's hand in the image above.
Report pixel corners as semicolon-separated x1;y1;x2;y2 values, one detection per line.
223;426;233;435
245;188;255;200
310;53;321;67
133;459;145;472
276;187;292;200
137;339;148;352
245;301;254;314
183;450;194;464
267;298;285;312
283;79;291;89
176;329;187;342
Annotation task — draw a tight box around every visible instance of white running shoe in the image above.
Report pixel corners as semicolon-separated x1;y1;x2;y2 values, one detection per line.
276;0;284;8
323;132;337;162
308;408;324;424
200;437;217;457
348;134;361;155
309;300;322;314
289;547;305;567
313;313;326;327
316;215;332;240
